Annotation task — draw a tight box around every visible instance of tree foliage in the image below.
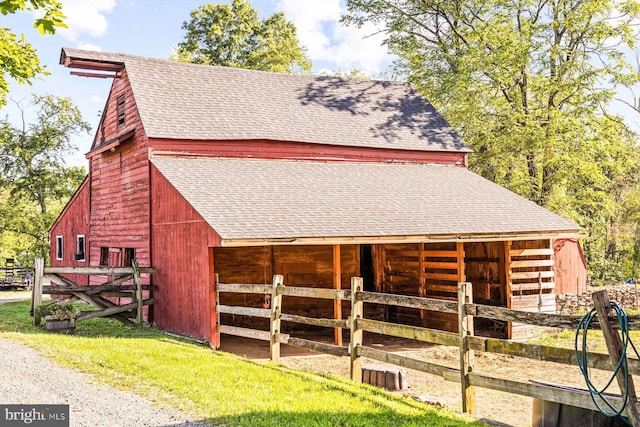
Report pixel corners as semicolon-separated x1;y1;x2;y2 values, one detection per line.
174;0;311;73
0;95;88;264
344;0;640;281
0;0;66;107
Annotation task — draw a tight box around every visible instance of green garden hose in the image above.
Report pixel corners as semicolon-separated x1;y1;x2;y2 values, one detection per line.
575;302;639;426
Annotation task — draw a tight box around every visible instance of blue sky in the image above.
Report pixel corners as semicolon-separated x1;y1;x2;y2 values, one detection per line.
2;0;395;167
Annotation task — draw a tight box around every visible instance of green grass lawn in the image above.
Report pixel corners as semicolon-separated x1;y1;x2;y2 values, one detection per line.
0;300;486;426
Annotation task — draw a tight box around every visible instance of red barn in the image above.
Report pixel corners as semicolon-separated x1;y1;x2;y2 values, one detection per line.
553;239;587;294
50;48;583;341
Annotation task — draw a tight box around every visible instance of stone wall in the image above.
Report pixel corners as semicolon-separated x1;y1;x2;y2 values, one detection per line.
556;285;640;314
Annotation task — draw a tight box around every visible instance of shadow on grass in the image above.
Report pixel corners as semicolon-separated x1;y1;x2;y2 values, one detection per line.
200;409;479;427
0;299;183;340
0;300;488;427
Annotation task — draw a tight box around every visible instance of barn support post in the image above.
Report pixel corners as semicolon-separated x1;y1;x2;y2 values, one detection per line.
32;257;44;326
132;259;142;325
213;273;220;349
503;240;513;339
333;244;343;346
270;274;284;364
593;290;640;425
350;276;364;382
458;281;476;415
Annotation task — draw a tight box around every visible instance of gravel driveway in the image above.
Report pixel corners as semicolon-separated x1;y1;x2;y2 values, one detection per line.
0;337;209;427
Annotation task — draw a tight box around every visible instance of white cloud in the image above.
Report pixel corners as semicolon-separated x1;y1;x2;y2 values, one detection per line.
277;0;394;75
77;43;102;51
56;0;117;41
90;95;103;104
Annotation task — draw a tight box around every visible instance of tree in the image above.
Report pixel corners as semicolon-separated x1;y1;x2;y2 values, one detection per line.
0;95;89;263
174;0;311;73
343;0;640;282
0;0;66;107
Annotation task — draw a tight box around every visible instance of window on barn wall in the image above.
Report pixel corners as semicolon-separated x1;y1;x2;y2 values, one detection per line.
116;95;126;127
55;236;63;260
98;247;135;267
99;247;109;266
75;235;85;261
123;248;135;267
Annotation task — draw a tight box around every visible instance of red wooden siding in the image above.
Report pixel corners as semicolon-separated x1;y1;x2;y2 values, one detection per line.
150;164;221;342
87;69;151;271
553;238;587;294
150;138;468;166
49;178;90;285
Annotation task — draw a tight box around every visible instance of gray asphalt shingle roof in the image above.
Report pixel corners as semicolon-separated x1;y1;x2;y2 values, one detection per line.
61;48;470;153
150;157;580;242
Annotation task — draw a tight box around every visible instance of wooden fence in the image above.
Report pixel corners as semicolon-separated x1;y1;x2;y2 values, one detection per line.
217;276;640;424
31;258;156;326
0;267;33;289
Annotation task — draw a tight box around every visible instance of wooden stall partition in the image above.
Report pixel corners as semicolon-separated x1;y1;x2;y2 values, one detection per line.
464;241;508;337
213;244;358;332
379;242;464;332
508;239;556;339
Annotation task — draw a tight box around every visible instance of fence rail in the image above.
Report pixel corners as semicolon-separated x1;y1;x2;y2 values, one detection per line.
216;275;640;423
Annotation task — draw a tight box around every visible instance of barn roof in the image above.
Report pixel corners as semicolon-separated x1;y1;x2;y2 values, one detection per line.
60;48;470;153
150;157;581;245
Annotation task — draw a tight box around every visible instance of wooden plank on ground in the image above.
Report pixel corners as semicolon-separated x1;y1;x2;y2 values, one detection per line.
358;346;459;378
217;304;271;318
357;318;458;347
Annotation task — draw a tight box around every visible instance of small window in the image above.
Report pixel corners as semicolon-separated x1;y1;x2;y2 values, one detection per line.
99;247;109;266
123;248;135;267
55;236;63;260
116;95;126;127
75;235;85;261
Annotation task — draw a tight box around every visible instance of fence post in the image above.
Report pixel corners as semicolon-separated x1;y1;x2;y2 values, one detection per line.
593;290;640;425
458;281;476;414
270;274;284;364
132;259;142;325
32;257;44;326
350;276;363;382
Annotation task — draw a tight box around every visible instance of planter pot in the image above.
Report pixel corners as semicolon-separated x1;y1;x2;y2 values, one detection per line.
44;316;76;334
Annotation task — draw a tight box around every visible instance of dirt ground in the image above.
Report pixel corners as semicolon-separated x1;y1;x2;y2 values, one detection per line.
219;332;627;427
